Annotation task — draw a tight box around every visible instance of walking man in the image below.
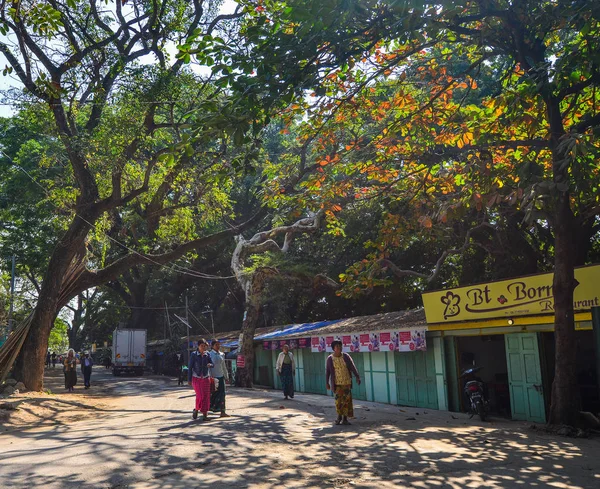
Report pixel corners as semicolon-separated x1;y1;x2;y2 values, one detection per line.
81;351;94;389
46;351;51;368
276;344;295;400
51;351;57;368
209;340;230;417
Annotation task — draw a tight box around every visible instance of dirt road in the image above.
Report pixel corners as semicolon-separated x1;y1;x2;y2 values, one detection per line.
1;368;599;488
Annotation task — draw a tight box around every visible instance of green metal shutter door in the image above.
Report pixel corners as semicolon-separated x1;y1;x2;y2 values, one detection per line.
303;351;327;395
505;333;546;423
444;336;461;412
349;352;367;400
396;350;439;410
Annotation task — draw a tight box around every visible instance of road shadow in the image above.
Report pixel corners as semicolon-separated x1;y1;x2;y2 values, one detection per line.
2;374;600;489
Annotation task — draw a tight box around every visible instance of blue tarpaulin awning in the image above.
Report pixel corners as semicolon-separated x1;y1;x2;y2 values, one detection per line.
255;320;341;340
219;320;342;349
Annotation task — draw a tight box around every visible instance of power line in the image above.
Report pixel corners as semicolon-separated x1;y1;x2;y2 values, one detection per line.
1;149;244;282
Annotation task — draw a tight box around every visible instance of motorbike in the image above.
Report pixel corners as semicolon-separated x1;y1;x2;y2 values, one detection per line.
461;366;490;421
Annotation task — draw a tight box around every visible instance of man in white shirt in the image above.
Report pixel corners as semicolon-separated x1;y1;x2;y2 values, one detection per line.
81;351;94;389
209;341;230;417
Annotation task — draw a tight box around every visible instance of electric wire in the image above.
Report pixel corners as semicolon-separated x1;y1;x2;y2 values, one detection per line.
2;149;244;281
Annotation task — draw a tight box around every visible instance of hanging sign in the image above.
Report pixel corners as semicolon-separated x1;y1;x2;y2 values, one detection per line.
236;355;245;368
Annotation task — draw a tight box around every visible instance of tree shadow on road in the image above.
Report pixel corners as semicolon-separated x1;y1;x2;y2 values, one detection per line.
2;381;599;489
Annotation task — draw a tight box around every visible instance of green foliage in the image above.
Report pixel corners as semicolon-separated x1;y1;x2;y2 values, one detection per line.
49;318;69;353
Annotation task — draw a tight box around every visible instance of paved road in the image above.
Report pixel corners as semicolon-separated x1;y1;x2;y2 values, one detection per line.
1;368;600;488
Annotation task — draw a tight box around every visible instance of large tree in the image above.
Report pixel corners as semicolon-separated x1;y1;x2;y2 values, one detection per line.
0;0;277;390
238;0;600;426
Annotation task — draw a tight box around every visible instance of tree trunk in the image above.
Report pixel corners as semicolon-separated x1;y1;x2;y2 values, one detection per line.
548;191;579;426
235;301;260;388
547;96;579;426
13;217;92;391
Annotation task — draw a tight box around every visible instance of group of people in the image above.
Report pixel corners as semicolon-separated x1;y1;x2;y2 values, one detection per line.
45;351;61;368
61;349;94;392
188;339;230;421
276;341;361;425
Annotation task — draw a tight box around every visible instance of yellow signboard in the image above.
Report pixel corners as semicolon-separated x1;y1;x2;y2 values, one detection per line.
422;265;600;323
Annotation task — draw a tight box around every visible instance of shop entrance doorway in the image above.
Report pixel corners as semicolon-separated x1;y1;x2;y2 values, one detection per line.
455;335;511;417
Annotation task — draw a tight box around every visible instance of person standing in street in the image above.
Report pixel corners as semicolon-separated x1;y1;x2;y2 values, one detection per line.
81;351;94;389
175;352;185;386
188;339;213;421
209;340;230;417
51;352;57;368
64;349;78;392
276;344;295;400
46;351;51;368
326;340;361;425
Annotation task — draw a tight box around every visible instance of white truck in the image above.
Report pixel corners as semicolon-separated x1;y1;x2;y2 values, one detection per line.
112;328;147;376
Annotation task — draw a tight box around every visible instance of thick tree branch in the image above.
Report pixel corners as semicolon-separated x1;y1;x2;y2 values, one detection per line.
376;222;496;284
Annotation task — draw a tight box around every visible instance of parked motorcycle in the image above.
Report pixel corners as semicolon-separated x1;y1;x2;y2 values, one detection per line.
461;366;490;421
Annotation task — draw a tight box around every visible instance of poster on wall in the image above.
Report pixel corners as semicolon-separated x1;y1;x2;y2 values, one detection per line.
270;340;280;351
288;339;298;349
262;341;271;350
311;336;325;352
342;335;352;353
398;329;427;352
311;336;341;352
298;338;309;349
359;332;380;352
374;329;427;352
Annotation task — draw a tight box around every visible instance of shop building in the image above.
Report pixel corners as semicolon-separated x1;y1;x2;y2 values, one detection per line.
245;264;600;423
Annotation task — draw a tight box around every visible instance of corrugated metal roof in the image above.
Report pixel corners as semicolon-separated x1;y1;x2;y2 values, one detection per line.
282;309;426;338
194;309;425;348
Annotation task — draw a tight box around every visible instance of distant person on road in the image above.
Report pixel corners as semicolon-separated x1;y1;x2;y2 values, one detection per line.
81;351;94;389
326;340;361;426
64;349;78;392
46;351;51;368
104;356;111;369
188;339;213;421
175;352;185;386
276;344;295;400
51;352;57;368
209;341;230;417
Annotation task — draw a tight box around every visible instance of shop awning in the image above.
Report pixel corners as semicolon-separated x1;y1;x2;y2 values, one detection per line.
255;320;341;340
218;320;342;349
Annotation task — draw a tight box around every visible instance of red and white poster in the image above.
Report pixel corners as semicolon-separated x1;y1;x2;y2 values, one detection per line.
298;338;309;349
392;329;427;352
311;336;326;353
311;335;341;352
342;335;352;353
237;355;245;368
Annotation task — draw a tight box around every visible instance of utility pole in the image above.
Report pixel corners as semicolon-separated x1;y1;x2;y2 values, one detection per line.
185;295;190;364
208;308;215;338
165;302;172;338
8;255;15;333
163;302;167;342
